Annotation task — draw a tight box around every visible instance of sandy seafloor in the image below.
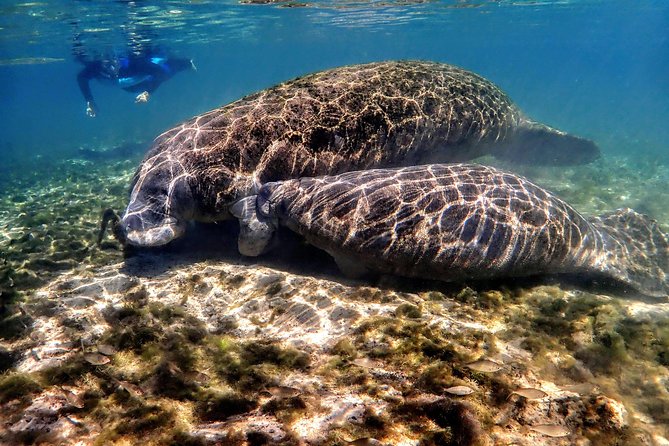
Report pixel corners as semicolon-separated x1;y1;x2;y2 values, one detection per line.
0;147;668;446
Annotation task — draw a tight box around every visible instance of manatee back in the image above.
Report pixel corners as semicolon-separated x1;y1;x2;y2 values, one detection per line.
263;164;600;281
147;61;523;189
134;61;597;225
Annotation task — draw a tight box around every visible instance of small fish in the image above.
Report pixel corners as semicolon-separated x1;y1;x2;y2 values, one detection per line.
117;380;143;397
512;388;548;400
560;383;596;395
84;353;110;366
530;424;571;437
403;394;444;405
445;385;475;396
265;385;302;398
60;387;85;408
191;372;210;384
352;358;383;369
97;344;116;356
465;359;502;373
329;406;361;425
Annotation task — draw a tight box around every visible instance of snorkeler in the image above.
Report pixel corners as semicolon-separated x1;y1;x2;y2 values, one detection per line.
76;51;195;117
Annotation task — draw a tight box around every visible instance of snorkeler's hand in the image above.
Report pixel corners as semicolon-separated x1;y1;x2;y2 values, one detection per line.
135;91;150;103
86;101;97;117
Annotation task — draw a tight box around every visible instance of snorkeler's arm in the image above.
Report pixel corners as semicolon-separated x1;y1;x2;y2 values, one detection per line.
77;66;98;117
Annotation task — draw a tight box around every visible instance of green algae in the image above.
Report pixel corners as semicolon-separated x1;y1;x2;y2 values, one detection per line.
1;154;668;444
116;404;175;434
394;397;485;446
152;356;200;400
575;331;630;374
353;316;481;368
91;401;183;446
164;432;208;446
493;284;669;435
0;373;42;403
102;305;161;352
0;347;17;373
196;390;258;421
241;341;310;369
330;338;357;360
0;309;32;341
416;361;456;393
100;294;207;362
40;356;98;386
512;289;669;375
210;337;311;392
395;303;422;318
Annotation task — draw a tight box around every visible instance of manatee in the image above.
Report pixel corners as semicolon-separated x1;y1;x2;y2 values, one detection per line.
119;61;599;247
231;164;668;298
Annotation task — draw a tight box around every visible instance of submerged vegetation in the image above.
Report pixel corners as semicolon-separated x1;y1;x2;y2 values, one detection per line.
0;153;668;443
0;155;134;340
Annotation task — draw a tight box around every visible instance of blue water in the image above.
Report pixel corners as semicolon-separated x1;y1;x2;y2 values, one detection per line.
0;0;667;162
2;4;669;441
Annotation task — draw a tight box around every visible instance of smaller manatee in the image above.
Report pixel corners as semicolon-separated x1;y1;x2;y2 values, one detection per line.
233;163;669;298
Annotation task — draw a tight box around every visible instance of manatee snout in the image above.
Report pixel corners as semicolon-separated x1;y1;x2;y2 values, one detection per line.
121;212;187;247
121;169;194;247
98;206;183;248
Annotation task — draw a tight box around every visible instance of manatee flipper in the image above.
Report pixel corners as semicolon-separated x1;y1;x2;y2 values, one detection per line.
590;209;669;298
98;208;126;246
498;122;600;165
230;196;278;257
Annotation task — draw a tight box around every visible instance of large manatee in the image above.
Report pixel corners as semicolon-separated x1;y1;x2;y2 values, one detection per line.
118;61;598;247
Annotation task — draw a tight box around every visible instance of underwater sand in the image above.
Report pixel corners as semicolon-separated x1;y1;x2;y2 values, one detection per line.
1;150;669;445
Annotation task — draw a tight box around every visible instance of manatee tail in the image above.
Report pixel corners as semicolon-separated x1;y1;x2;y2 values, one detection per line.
589;209;669;299
498;121;600;165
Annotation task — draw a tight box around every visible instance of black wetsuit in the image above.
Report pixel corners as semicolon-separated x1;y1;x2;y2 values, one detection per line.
77;54;192;114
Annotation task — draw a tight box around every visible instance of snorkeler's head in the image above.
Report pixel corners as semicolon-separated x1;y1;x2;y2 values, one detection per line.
100;57;121;79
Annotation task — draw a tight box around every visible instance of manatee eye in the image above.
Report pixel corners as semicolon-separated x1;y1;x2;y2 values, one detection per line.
146;185;168;197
